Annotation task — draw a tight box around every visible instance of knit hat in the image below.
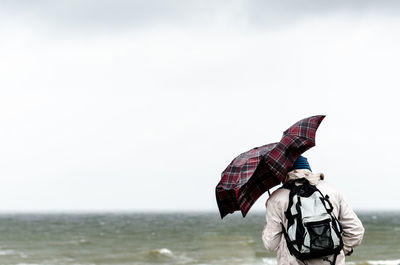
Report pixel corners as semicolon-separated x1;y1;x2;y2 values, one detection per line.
291;156;312;172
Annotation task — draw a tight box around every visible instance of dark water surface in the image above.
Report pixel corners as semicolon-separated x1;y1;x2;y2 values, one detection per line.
0;212;398;265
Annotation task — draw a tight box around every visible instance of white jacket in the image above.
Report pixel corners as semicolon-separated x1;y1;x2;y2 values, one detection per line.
262;169;364;265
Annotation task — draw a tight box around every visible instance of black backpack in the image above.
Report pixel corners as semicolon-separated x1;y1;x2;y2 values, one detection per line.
281;179;343;264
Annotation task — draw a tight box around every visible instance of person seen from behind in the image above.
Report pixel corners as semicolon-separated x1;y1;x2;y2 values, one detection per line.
262;156;364;265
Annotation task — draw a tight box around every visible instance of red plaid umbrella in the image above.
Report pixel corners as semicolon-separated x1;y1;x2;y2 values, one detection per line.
216;115;325;218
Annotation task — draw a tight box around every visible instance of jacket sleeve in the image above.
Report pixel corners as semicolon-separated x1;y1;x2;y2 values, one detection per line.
337;193;365;255
262;197;284;251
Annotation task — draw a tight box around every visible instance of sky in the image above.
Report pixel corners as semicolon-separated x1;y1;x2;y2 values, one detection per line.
0;0;400;213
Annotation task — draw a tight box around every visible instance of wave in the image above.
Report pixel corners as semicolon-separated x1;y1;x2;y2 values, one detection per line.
259;258;400;265
261;257;278;265
147;248;175;259
0;249;16;256
0;248;28;259
144;248;198;264
14;262;98;265
346;259;400;265
16;263;41;265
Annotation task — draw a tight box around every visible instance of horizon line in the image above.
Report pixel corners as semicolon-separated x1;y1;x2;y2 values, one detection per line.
0;208;398;214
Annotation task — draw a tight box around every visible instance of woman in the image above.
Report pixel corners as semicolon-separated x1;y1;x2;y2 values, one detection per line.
262;156;364;265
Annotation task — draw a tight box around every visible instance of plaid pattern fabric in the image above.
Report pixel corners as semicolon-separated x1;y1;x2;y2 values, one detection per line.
216;115;325;218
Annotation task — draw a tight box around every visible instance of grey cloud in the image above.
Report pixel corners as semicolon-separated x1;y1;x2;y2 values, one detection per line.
1;0;400;32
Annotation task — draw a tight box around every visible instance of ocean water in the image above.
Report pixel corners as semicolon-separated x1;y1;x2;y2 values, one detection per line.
0;212;399;265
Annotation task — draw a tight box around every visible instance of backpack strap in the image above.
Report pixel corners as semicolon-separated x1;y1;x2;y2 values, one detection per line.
282;179;311;252
332;253;338;265
281;222;300;257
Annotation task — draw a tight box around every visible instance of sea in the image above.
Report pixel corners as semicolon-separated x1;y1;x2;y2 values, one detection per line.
0;211;399;265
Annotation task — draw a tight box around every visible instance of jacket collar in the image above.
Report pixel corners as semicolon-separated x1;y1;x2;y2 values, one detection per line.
284;169;324;185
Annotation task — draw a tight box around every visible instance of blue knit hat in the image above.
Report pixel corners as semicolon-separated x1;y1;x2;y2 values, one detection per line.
291;156;312;172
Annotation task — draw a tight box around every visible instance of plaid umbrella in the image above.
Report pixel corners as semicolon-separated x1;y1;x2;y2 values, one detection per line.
216;115;325;218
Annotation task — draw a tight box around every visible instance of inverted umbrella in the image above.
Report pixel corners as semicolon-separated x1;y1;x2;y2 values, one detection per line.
215;115;325;218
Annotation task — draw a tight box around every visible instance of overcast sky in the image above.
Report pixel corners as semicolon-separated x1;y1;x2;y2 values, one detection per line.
1;0;399;213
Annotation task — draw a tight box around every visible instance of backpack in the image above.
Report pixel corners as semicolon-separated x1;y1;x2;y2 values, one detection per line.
281;179;343;264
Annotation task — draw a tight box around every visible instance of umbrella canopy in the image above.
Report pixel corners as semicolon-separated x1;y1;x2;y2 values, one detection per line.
216;115;325;218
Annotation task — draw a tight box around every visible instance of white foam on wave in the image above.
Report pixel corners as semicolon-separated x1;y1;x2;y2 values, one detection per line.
155;248;174;258
262;257;278;265
0;249;16;255
366;259;400;265
148;248;175;258
259;258;400;265
148;247;197;264
347;259;400;265
158;248;173;255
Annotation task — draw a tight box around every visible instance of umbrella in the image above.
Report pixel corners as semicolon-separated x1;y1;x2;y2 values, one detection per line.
215;115;325;218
